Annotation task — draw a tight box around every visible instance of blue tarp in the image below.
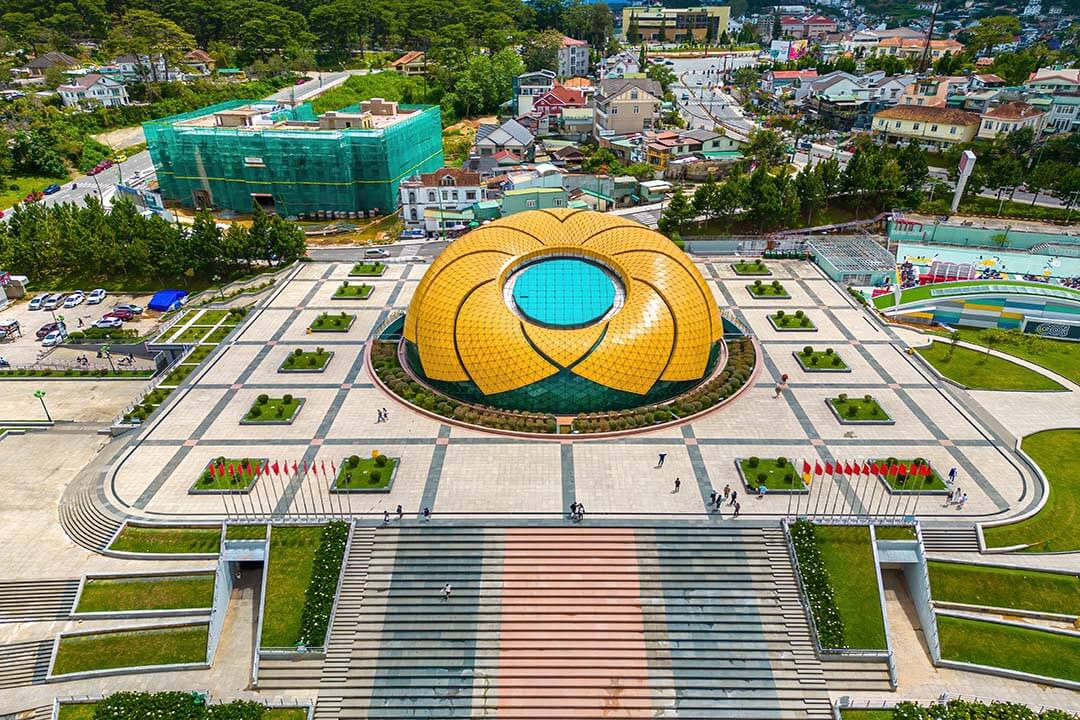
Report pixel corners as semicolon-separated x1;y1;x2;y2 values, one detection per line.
148;289;187;312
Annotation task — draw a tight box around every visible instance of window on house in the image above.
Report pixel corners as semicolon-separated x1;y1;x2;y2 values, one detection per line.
451;190;459;200
630;90;639;99
913;123;920;130
950;127;957;134
408;191;416;203
410;208;417;220
525;199;537;208
931;124;938;131
895;121;901;128
554;198;564;206
428;191;436;202
465;191;476;200
633;105;640;114
611;106;618;114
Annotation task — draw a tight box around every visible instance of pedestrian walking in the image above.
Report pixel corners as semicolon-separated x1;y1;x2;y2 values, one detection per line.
383;510;390;525
376;409;383;423
422;507;431;522
948;467;957;483
729;490;738;506
713;494;722;511
569;502;577;520
656;452;667;468
774;383;783;398
441;583;452;601
674;478;681;493
710;491;717;506
722;484;731;501
958;493;968;510
576;503;585;521
381;407;388;421
733;501;741;518
396;504;403;520
946;488;955;505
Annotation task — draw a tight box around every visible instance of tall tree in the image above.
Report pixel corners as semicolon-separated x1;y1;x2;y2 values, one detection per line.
107;10;196;82
658;186;696;234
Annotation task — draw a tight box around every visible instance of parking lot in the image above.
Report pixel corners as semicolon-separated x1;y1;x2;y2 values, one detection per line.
0;291;160;366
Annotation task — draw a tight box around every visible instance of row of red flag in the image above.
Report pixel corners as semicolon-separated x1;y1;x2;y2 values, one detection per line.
800;459;933;484
208;460;336;479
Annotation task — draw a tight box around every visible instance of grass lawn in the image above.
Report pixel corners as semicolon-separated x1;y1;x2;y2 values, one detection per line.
938;615;1080;681
333;282;373;299
830;396;890;422
0;174;68;209
185;345;214;363
310;312;354;332
76;574;215;613
226;524;267;540
928;561;1080;615
192;457;263;490
261;526;325;648
203;326;232;344
53;624;208;676
795;348;847;370
109;526;222;554
815;525;887;649
872;459;947;491
0;368;153;378
193;309;230;325
984;429;1080;553
747;281;789;297
839;712;893;720
732;261;771;275
770;311;815;330
171;326;210;344
739;457;806;491
349;262;387;276
280;349;332;372
874;525;917;541
917;341;1065;392
160;363;197;387
937;328;1079;384
57;704;97;720
265;710;308;720
244;396;301;422
335;456;398;490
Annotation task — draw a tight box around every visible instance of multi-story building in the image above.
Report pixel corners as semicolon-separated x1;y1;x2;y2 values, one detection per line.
978;102;1046;140
779;14;837;39
501;187;568;215
1043;93;1080;134
558;36;589;78
57;73;129;107
872;105;980;149
16;51;78;82
389;51;427;76
872;37;965;63
512;70;556;117
145;98;444;217
593;78;662;138
620;6;731;43
899;76;967;108
1024;67;1080;95
399;168;484;229
474;118;536;161
644;129;744;168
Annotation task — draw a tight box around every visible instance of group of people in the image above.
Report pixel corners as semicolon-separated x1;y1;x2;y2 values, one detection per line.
375;407;390;423
568;502;586;522
709;485;741;518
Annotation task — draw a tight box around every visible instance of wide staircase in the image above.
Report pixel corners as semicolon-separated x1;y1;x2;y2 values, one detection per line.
921;525;981;553
0;579;79;623
58;482;123;553
0;640;53;690
313;524;891;720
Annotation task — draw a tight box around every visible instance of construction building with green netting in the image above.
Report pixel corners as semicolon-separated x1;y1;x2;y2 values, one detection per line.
143;98;444;218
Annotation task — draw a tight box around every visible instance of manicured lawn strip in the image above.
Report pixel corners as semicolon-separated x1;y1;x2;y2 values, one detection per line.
281;349;332;371
917;342;1064;391
984;429;1080;553
733;261;771;275
874;280;1080;310
53;625;208;675
171;326;210;344
336;456;397;489
310;312;354;332
193;309;230;325
192;457;262;490
872;459;947;491
831;396;890;421
0;368;153;378
57;704;97;720
795;348;847;370
59;697;310;719
770;311;815;329
937;615;1080;682
226;524;267;540
185;345;214;363
839;712;893;720
160;363;197;387
946;328;1079;383
928;561;1080;615
261;526;325;648
739;457;806;490
109;526;222;554
815;525;887;649
265;710;308;720
349;261;387;276
76;574;215;613
874;525;916;541
747;281;789;296
333;282;373;299
203;326;232;344
244;397;301;422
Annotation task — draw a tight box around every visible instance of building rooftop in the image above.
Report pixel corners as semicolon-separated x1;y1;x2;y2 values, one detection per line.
876;105;979;125
175;98;420;133
982;101;1043;119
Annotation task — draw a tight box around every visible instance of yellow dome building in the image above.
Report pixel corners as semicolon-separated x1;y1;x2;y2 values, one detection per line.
403;209;722;414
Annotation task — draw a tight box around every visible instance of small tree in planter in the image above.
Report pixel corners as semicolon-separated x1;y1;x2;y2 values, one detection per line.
748;456;760;468
795;310;804;319
803;346;813;356
754;279;763;288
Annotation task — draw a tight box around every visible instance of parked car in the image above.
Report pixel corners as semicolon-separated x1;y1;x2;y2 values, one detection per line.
42;294;65;310
87;288;107;304
399;229;426;240
28;295;44;310
112;303;143;314
43;183;61;195
93;317;124;329
104;308;134;321
63;291;85;308
364;248;390;258
36;321;63;340
41;327;67;347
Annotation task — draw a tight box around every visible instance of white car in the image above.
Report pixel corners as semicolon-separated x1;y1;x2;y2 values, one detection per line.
42;294;65;310
112;303;143;314
93;317;124;329
87;288;107;305
63;292;85;308
28;295;44;310
41;328;67;347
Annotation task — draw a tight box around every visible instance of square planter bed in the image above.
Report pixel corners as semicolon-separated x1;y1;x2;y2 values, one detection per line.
746;282;791;299
189;456;268;494
332;283;374;300
827;395;894;425
108;525;222;555
310;313;355;332
870;458;948;494
768;312;816;332
279;349;333;373
349;262;387;277
332;455;400;493
731;261;771;276
792;349;850;373
735;457;808;494
240;396;304;425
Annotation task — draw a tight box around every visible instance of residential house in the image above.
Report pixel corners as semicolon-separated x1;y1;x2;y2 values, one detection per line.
551;145;585;166
1043;93;1080;134
968;73;1005;91
501;187;567;215
558;36;589;79
899;76;967;108
593;78;663;138
184;49;214;76
399;168;484;230
619;6;730;42
112;54;198;82
17;51;79;82
532;84;588;120
780;14;838;39
796;71;863;104
1024;67;1080;95
872;37;965;62
474;118;536;161
761;69;818;95
872;105;980;149
57;73;129;107
559;107;595;139
390;51;426;76
598;51;640;79
978;102;1046;140
512;70;556;117
644;129;744;169
806;74;914;131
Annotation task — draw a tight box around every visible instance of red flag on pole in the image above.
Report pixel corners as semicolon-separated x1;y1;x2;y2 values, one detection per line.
863;463;871;476
922;464;933;477
824;461;833;475
843;461;853;476
208;463;216;477
321;460;327;476
802;460;811;475
814;461;822;476
898;463;908;477
292;461;299;475
227;464;234;477
303;461;308;475
331;460;337;476
271;461;279;476
245;462;253;477
888;463;899;476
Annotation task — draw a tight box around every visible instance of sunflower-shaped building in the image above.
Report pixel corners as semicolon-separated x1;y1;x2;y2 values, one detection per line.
402;209;722;414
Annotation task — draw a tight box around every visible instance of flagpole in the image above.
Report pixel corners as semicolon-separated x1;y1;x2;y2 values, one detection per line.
252;473;267;521
267;469;282;523
294;464;309;519
911;469;924;520
257;472;273;522
872;471;885;518
811;465;824;518
827;464;841;517
220;489;229;521
306;467;321;522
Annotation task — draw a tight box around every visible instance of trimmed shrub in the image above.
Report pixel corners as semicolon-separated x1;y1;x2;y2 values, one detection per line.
283;393;294;404
257;394;269;405
803;346;813;356
748;456;760;468
348;455;360;468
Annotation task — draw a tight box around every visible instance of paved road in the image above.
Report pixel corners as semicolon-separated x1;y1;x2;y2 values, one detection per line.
309;240;450;262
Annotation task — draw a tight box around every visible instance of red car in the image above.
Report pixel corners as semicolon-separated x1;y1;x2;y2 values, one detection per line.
104;308;134;321
36;322;61;340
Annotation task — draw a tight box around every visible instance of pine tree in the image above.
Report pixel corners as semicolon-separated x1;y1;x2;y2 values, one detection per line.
658;186;696;235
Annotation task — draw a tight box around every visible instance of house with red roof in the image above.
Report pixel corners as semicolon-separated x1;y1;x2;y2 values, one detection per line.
390;51;426;76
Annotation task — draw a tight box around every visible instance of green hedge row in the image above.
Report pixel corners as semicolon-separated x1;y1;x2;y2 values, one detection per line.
889;700;1078;720
790;520;846;649
91;691;280;719
297;521;349;647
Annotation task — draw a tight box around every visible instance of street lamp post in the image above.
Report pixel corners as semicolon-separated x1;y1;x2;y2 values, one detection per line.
102;344;115;374
34;390;51;422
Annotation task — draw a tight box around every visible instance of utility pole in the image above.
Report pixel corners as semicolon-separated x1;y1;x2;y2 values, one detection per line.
918;1;940;75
